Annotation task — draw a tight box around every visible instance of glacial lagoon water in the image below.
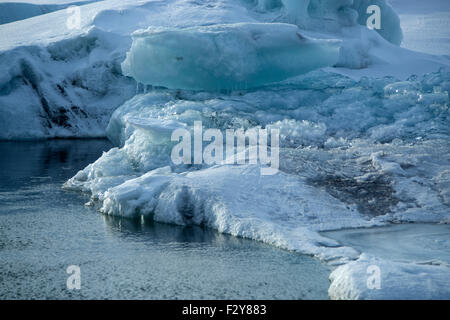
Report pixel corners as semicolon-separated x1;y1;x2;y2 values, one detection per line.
0;140;330;299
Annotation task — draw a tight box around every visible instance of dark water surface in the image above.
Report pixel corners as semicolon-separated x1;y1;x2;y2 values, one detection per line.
0;140;330;299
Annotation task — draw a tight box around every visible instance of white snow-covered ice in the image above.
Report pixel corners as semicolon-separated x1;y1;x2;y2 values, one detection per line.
389;0;450;56
1;0;449;138
1;0;449;299
0;0;102;25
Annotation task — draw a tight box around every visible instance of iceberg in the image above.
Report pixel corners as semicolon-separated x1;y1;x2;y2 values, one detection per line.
1;0;448;139
121;23;340;91
325;224;450;300
2;0;450;299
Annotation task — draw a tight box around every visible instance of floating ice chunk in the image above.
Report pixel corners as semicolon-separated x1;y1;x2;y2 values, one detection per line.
121;23;340;91
283;0;356;29
329;254;450;300
267;119;327;147
127;117;187;140
64;68;449;271
351;0;403;45
324;224;450;264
